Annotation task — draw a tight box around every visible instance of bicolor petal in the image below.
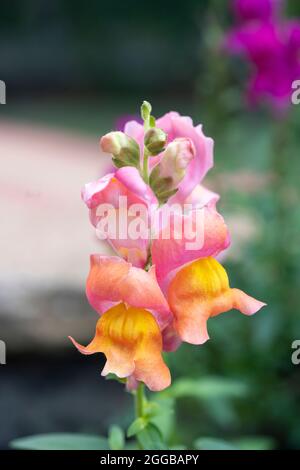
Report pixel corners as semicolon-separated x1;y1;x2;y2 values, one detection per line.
168;257;266;345
69;303;171;392
86;255;172;329
152;207;230;292
82;168;157;268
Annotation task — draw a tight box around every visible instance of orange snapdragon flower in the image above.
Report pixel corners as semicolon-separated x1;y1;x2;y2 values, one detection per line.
70;256;172;391
167;257;266;345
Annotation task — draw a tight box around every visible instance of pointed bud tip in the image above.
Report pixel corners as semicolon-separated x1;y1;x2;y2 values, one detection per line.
141;100;152;121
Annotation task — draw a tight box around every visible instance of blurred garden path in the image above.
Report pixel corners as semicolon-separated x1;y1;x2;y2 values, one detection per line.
0;121;111;350
0;121;111;286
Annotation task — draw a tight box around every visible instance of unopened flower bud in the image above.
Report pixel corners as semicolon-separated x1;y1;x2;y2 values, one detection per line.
144;128;167;156
100;131;140;169
150;138;195;203
141;101;152;122
157;138;195;187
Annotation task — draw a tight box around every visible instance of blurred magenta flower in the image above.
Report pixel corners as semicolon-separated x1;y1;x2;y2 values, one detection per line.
115;114;142;131
233;0;280;23
227;0;300;110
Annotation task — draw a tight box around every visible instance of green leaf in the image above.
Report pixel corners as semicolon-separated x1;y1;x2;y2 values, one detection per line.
10;433;108;450
108;425;125;450
194;436;276;451
232;436;276;450
205;398;237;427
125;442;139;450
143;401;161;419
194;437;238;451
127;417;148;438
137;423;167;450
149;396;175;441
164;377;248;401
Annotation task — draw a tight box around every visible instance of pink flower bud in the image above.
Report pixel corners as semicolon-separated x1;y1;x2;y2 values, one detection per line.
149;138;195;203
100;131;140;169
159;138;195;187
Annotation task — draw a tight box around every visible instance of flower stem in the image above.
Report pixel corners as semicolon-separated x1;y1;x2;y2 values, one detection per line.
143;148;150;184
135;383;145;419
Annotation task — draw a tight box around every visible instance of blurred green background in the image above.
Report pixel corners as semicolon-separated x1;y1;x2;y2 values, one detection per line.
1;0;300;450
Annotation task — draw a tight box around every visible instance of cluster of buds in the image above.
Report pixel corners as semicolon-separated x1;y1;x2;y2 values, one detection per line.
99;101;196;204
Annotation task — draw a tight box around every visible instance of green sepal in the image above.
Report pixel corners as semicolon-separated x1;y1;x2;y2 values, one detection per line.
108;425;125;450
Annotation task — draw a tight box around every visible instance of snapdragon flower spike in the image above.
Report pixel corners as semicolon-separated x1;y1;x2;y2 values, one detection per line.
168;257;266;345
69;255;172;391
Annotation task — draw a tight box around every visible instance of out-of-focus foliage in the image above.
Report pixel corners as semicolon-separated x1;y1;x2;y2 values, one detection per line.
0;0;207;94
174;0;300;450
